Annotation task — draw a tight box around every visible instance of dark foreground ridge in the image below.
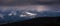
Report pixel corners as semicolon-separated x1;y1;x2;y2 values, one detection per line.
0;17;60;26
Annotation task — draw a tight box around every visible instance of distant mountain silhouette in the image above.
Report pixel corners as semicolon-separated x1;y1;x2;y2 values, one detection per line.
0;9;60;24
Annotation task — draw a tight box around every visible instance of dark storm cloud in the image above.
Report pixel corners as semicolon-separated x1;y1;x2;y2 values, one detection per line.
0;0;60;6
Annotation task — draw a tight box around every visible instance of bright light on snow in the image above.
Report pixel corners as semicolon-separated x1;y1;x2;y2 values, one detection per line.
0;14;4;19
8;13;12;16
25;12;37;16
19;12;37;18
8;11;17;16
20;15;27;17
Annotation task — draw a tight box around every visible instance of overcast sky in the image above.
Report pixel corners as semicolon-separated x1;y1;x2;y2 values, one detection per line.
0;0;60;12
0;0;59;6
